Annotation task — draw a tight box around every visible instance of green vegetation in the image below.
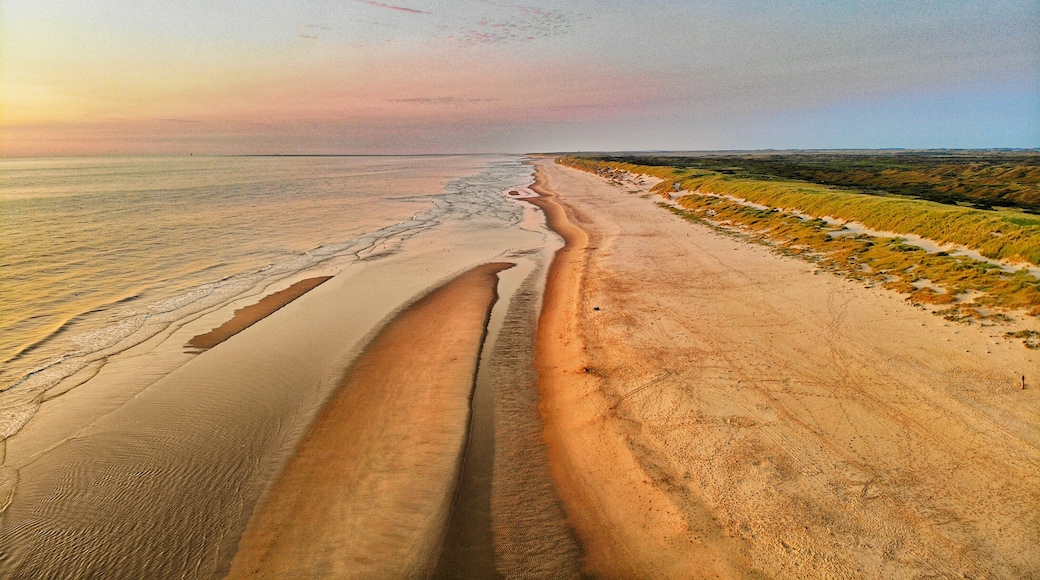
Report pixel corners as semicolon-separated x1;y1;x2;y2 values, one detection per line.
656;196;1040;317
560;153;1040;326
1004;330;1040;349
561;155;1040;266
577;151;1040;212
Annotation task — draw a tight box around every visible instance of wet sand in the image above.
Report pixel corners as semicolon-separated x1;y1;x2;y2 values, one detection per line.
188;276;332;350
228;262;511;578
0;185;552;578
484;237;584;579
533;159;1039;578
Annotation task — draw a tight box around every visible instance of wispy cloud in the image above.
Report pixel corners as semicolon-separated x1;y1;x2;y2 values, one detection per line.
388;97;499;105
445;4;582;47
355;0;430;15
298;24;333;40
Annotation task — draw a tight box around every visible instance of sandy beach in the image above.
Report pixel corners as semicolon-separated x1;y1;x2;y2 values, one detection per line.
0;156;1035;578
5;0;1034;574
531;159;1039;578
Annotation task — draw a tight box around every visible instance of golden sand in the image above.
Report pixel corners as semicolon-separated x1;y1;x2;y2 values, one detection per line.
532;159;1039;578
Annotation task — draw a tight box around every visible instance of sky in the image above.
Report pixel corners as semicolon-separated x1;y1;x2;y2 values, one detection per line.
1;0;1037;155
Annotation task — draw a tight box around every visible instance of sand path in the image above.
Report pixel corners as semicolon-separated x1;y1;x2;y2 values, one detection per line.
227;262;511;579
534;160;1039;578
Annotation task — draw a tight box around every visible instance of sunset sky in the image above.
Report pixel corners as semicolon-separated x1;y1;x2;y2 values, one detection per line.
1;0;1037;156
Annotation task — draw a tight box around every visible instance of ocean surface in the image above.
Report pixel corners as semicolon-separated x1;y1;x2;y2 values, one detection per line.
0;154;532;436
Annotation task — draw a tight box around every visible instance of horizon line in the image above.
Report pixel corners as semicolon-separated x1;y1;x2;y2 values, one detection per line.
2;147;1038;160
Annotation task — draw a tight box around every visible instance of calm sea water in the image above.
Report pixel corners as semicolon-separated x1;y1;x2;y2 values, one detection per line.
0;155;528;414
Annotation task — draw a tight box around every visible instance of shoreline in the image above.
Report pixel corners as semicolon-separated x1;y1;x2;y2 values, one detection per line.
0;157;551;578
0;155;523;444
529;163;747;577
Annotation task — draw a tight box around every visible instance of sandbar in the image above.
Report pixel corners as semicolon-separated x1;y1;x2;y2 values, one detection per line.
188;276;332;350
227;262;512;579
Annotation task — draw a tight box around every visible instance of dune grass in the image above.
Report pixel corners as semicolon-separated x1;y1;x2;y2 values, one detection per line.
658;196;1040;319
1004;330;1040;349
580;151;1040;210
559;156;1040;322
561;156;1040;267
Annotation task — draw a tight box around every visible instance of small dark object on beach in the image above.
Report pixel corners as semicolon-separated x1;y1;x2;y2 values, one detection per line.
593;306;600;311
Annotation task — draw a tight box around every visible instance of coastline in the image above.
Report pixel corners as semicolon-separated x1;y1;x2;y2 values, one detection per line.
0;158;553;578
0;154;1033;577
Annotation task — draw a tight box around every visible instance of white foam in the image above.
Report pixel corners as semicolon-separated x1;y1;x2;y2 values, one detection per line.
0;157;533;440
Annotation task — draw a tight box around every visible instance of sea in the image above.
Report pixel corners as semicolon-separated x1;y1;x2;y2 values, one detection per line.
0;154;533;437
